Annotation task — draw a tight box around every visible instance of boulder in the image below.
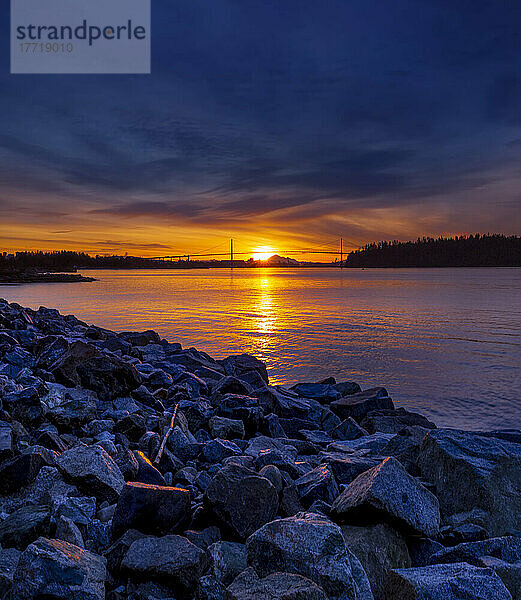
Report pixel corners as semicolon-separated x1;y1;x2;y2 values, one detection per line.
407;538;445;567
113;414;147;442
328;433;395;456
32;429;69;453
185;526;221;550
132;450;166;485
334;381;363;397
255;387;311;419
290;382;341;402
341;523;411;600
203;439;242;463
208;541;247;585
332;457;440;537
227;567;327;600
321;451;379;485
56;495;97;526
104;528;146;573
221;353;269;385
384;563;512;600
331;418;368;441
361;408;436;434
205;464;278;539
42;383;98;427
0;505;52;550
2;387;44;427
212;376;254;397
167;426;201;461
112;482;191;538
56;515;85;548
0;451;48;494
50;341;141;400
114;447;139;481
216;394;264;434
330;388;394;421
380;426;431;475
246;512;373;600
417;429;521;536
121;534;208;590
118;330;161;346
259;465;283;494
294;465;339;507
12;537;106;600
430;537;521;600
209;416;245;440
55;444;125;503
299;430;335;445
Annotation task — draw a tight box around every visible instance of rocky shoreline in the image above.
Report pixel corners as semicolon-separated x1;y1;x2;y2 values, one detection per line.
0;298;519;600
0;270;96;284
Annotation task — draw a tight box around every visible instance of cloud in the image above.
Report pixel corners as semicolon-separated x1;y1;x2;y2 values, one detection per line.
0;0;520;247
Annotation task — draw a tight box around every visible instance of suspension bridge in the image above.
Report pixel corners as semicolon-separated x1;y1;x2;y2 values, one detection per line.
148;238;357;266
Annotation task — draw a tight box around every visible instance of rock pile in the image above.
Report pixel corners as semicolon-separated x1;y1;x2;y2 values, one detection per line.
0;298;519;600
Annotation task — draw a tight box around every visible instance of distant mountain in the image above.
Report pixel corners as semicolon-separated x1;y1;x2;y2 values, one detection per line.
343;234;521;268
265;254;300;266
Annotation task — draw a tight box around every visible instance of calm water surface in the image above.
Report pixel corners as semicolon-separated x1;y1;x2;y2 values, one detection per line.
1;268;520;430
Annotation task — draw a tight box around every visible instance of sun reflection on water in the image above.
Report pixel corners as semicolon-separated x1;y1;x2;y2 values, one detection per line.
251;275;277;351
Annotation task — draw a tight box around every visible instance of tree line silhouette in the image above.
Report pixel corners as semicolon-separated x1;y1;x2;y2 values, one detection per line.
343;234;521;267
0;251;171;271
2;234;520;270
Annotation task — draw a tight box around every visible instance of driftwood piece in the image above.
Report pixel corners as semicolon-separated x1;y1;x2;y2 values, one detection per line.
154;403;179;465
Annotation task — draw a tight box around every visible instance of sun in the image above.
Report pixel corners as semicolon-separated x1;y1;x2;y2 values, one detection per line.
252;246;276;261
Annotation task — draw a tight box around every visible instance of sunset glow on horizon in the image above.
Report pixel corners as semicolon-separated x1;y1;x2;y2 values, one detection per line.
252;246;277;261
0;2;520;255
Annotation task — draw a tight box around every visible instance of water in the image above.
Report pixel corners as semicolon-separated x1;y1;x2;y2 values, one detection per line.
1;267;520;430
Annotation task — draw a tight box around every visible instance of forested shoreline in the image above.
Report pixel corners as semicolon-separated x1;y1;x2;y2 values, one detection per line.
343;234;521;267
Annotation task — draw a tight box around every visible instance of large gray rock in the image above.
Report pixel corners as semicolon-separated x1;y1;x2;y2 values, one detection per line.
246;512;373;600
361;408;436;434
320;451;379;485
430;537;521;600
50;341;141;400
331;417;368;441
227;567;327;600
330;388;394;421
341;524;411;600
209;416;245;440
290;382;341;402
208;541;247;585
12;537;106;600
112;482;191;538
0;452;48;494
294;465;339;507
55;444;125;503
384;563;513;600
380;426;431;475
42;383;98;427
332;457;440;537
221;353;269;385
417;429;521;536
205;464;278;539
121;534;208;590
0;505;51;550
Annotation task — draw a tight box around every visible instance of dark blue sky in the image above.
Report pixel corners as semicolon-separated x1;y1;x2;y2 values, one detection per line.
1;0;520;254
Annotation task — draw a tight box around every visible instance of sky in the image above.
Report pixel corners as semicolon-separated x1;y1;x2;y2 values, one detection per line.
1;0;520;258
